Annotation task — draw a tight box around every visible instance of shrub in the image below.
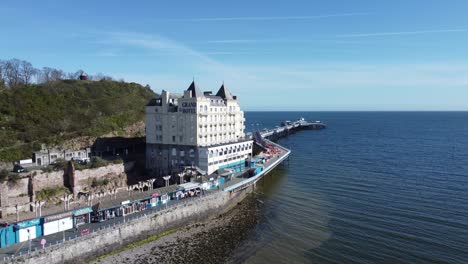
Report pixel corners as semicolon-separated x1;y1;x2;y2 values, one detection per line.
52;158;68;171
36;186;71;201
8;173;21;185
111;158;124;164
0;169;8;183
89;156;108;169
91;178;109;188
41;166;53;173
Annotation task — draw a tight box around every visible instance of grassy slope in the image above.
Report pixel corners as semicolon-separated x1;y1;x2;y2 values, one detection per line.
0;80;155;161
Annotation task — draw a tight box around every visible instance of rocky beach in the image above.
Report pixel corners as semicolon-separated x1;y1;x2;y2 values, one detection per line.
94;194;263;264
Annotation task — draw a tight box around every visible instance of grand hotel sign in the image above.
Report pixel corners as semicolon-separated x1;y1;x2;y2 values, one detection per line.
180;102;197;114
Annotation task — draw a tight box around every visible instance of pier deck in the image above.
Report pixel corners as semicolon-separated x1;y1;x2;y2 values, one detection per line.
225;118;325;193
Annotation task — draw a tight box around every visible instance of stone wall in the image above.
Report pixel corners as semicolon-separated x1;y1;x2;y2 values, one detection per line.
9;186;253;264
33;170;66;192
73;162;133;191
0;162;133;217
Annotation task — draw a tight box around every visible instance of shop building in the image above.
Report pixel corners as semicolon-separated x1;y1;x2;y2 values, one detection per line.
14;218;42;243
42;212;73;236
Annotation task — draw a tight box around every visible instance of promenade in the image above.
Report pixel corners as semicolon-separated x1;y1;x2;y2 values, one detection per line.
0;188;220;261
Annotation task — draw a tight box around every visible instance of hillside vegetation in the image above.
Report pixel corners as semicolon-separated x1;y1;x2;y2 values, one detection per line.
0;79;155;161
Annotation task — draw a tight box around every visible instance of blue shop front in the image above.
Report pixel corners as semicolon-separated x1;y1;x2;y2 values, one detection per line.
14;218;42;243
73;207;93;227
0;225;16;248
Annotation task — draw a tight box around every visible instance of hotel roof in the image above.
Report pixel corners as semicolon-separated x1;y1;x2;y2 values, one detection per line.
216;84;234;100
187;81;203;98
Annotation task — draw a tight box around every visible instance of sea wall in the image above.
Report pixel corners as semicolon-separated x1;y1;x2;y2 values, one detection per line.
8;186;253;264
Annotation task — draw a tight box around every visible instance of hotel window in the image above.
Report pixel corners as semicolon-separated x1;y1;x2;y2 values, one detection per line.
172;136;176;142
180;136;183;142
172;148;177;156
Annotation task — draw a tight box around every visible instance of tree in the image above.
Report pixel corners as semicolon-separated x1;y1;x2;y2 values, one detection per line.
19;60;37;85
91;73;113;81
39;67;65;83
0;61;5;90
67;69;84;80
2;58;22;87
50;68;65;81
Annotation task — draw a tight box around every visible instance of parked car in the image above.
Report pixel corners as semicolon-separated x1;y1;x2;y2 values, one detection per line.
72;157;90;164
12;165;26;173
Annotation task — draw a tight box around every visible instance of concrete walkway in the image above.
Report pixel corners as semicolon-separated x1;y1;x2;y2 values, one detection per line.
2;185;179;223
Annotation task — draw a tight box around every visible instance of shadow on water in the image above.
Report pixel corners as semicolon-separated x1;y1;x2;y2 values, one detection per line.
255;165;289;198
226;167;288;264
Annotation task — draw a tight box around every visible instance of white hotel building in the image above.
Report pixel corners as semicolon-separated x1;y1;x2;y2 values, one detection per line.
145;81;253;176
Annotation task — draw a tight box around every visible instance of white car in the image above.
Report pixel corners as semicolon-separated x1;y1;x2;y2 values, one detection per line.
73;157;90;164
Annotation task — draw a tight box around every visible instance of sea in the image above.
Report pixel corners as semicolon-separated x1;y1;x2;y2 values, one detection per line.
228;112;468;264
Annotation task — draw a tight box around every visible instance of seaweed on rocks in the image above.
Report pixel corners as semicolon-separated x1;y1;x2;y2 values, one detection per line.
97;194;264;264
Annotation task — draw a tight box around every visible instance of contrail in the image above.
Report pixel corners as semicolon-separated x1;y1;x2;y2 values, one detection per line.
165;12;370;22
337;28;468;38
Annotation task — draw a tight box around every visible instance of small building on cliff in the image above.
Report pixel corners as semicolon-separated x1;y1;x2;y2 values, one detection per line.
33;146;91;166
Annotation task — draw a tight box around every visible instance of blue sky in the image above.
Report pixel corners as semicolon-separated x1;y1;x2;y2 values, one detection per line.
1;0;468;110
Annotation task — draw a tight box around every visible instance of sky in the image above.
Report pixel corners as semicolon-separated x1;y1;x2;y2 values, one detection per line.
1;0;467;111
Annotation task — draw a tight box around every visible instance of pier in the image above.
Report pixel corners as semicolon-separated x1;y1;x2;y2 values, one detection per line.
224;118;326;193
247;118;326;141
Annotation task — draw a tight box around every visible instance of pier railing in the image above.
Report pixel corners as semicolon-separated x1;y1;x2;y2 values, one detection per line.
223;139;291;193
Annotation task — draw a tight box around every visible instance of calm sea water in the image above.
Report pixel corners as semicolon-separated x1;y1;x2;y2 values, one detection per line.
230;112;468;264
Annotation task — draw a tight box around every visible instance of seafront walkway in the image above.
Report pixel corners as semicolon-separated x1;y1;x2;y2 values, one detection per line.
2;184;178;223
0;188;221;261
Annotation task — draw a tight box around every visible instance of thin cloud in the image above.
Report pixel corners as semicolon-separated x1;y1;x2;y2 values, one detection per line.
165;12;369;22
202;38;366;44
98;31;255;81
337;28;468;38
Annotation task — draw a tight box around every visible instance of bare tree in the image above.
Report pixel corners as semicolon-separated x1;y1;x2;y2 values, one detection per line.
39;67;53;83
67;69;84;80
50;68;65;81
19;60;38;85
0;61;5;90
91;73;113;81
2;59;22;87
39;67;65;83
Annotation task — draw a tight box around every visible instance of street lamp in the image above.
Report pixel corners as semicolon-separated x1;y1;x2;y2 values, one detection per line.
163;176;171;187
27;229;31;253
62;221;65;242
